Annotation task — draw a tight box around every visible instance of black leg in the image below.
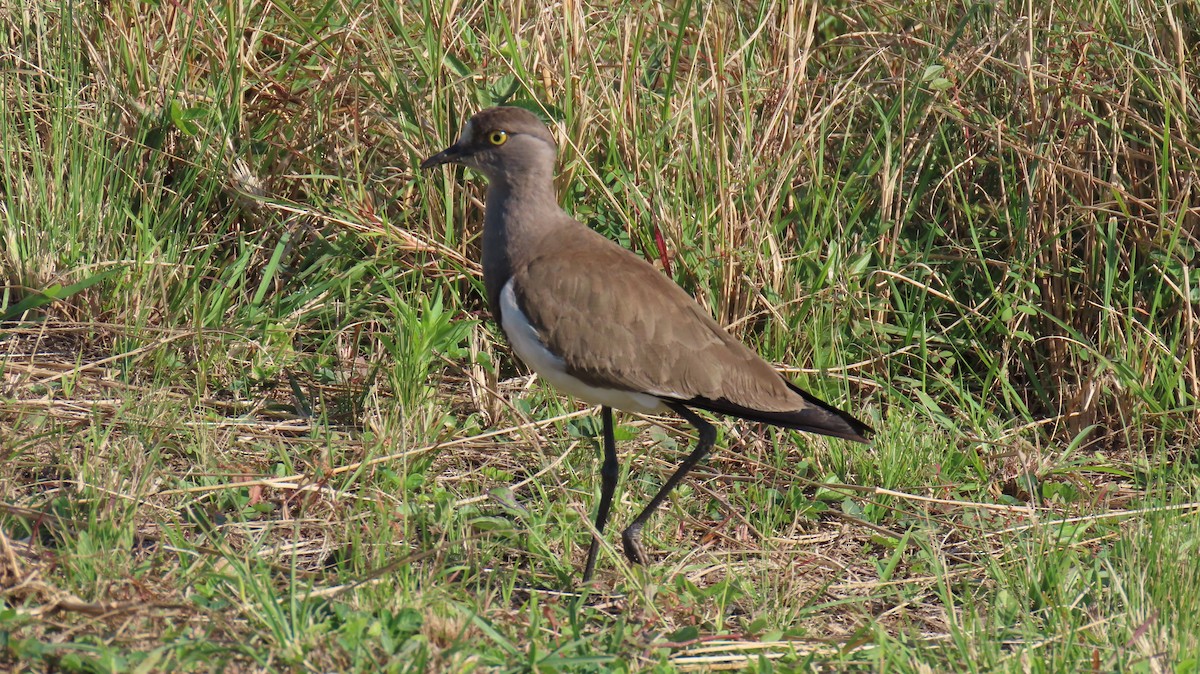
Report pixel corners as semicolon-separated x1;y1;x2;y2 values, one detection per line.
583;406;619;582
622;403;716;566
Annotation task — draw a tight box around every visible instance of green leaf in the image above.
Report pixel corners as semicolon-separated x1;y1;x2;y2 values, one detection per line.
815;475;845;502
665;625;699;644
168;99;203;135
251;230;291;308
489;74;520;105
468;516;513;532
442;52;472;78
3;268;123;321
921;64;945;81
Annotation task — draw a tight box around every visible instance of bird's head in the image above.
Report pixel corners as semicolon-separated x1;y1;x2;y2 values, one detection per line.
420;106;558;184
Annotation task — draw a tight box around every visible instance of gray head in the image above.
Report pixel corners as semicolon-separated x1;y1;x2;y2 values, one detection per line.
420;107;558;184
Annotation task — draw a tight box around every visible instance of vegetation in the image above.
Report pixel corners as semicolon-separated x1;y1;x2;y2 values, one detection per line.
2;0;1198;670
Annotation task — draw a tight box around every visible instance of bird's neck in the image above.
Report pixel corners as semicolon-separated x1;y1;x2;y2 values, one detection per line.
485;167;556;213
481;174;566;320
483;176;564;249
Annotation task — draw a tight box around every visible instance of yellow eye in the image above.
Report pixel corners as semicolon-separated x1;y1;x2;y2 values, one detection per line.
488;130;508;146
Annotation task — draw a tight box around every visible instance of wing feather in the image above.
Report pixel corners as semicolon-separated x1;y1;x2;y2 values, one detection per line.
509;225;871;443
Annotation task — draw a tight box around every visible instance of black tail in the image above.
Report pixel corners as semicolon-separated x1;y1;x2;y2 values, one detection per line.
679;381;872;444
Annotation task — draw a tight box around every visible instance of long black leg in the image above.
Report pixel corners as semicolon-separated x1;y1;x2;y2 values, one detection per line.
582;406;619;582
621;403;716;565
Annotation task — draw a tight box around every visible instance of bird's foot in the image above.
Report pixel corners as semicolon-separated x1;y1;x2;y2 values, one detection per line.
621;525;651;565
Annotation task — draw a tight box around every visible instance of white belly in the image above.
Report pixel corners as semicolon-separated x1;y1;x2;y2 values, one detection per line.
500;280;668;414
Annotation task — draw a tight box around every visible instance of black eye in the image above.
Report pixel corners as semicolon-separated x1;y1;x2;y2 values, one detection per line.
488;130;508;146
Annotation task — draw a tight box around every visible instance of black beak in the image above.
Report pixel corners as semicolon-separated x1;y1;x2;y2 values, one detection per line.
420;142;464;170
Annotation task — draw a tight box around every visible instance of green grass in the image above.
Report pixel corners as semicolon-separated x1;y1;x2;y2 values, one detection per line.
2;0;1198;671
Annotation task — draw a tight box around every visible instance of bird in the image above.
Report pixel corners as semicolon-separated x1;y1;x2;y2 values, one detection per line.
420;106;872;582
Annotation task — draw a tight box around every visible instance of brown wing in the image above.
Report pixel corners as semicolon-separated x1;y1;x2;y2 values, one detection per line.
511;224;872;443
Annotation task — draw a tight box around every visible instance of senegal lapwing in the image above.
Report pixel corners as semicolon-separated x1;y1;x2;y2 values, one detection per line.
421;107;872;582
